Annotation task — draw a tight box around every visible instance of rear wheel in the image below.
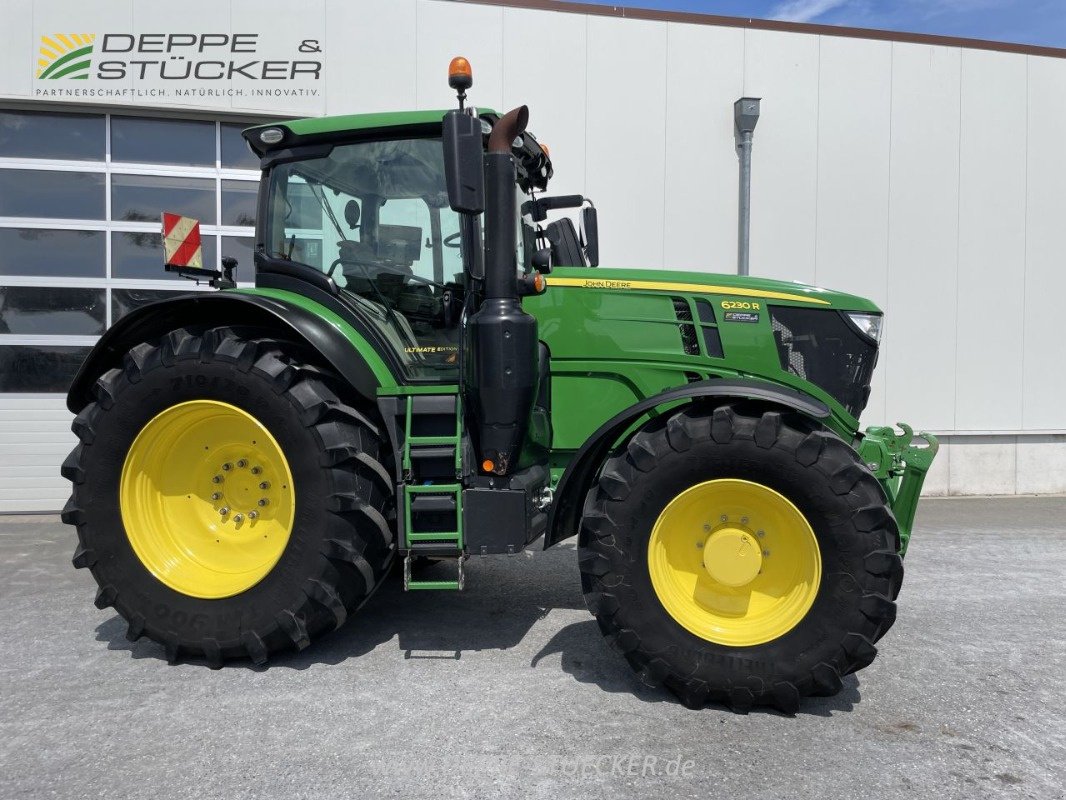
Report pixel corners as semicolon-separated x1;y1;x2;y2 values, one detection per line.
62;327;396;666
578;402;903;712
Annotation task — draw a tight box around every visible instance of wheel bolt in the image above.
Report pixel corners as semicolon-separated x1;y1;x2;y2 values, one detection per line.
236;459;248;469
762;550;770;557
211;492;222;501
248;510;259;520
212;475;223;484
703;523;711;532
756;530;765;538
259;481;270;490
219;507;230;516
251;466;262;475
233;514;244;523
720;514;728;522
258;498;269;507
741;516;749;525
222;462;233;471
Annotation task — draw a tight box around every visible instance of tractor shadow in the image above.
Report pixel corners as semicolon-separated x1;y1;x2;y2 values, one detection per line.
95;541;860;715
97;541;588;667
529;620;861;717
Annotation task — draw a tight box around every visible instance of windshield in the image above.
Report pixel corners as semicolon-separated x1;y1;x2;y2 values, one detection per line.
264;137;469;379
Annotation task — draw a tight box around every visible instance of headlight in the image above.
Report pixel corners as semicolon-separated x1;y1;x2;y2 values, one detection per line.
846;312;883;343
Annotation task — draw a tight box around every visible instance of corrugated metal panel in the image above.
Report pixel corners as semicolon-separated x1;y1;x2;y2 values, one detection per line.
0;398;74;513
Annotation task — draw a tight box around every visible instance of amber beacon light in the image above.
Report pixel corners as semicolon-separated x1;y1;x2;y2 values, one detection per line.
449;56;473;108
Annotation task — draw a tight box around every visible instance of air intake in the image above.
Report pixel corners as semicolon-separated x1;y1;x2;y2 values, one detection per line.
671;297;700;356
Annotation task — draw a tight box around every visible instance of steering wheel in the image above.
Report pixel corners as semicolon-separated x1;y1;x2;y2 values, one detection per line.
443;232;461;249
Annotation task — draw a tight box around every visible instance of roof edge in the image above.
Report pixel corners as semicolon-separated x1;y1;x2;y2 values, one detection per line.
451;0;1066;60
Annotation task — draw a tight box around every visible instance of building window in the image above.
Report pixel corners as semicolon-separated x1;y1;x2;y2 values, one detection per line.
0;109;262;394
110;116;215;167
0;169;105;219
0;229;105;278
0;344;94;392
0;286;106;335
0;110;105;161
111;231;219;281
112;174;217;224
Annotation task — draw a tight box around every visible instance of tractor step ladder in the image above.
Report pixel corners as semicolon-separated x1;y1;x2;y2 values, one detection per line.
401;394;465;591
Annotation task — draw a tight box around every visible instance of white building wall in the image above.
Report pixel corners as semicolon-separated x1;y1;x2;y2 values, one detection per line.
2;0;1066;508
885;43;961;434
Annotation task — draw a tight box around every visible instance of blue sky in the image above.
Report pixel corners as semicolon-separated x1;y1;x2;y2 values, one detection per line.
564;0;1066;48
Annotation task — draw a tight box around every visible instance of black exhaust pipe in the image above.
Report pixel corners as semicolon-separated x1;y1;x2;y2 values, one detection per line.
465;106;539;476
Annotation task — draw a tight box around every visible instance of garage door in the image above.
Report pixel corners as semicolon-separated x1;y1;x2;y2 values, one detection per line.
0;108;260;512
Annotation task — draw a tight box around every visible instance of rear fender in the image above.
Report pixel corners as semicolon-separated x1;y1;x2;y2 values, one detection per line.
543;378;831;549
67;291;387;413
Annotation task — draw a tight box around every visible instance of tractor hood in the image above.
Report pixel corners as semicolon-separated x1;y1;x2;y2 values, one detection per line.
542;267;881;314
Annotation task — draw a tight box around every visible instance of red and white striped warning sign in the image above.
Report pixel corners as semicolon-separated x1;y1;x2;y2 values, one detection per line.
161;212;203;269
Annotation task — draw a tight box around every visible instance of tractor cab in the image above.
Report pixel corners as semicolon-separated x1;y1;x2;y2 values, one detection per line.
257;134;469;379
240;107;587;379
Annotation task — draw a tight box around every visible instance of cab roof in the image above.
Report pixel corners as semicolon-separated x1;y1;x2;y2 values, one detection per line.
241;106;552;191
243;109;496;156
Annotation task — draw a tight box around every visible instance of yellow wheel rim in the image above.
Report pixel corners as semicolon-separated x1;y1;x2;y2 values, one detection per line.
119;400;295;599
647;479;821;647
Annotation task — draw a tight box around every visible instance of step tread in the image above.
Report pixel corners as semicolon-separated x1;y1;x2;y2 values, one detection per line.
407;531;461;541
407;580;460;590
410;494;457;512
407;435;460;445
405;483;462;493
408;543;463;556
409;395;459;414
408;445;456;459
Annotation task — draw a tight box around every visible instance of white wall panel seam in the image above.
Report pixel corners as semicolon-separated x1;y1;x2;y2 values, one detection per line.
501;7;508;106
28;0;36;103
741;27;747;94
882;42;896;414
1020;55;1031;428
320;0;329;109
950;49;964;434
415;1;422;108
660;23;671;270
582;14;589;199
583;13;590;197
812;36;822;285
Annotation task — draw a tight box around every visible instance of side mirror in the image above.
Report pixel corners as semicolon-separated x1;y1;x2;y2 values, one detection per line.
442;110;484;214
581;205;599;267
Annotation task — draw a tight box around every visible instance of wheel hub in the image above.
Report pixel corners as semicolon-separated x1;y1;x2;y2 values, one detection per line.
119;400;295;599
702;527;762;587
208;457;276;528
646;478;821;647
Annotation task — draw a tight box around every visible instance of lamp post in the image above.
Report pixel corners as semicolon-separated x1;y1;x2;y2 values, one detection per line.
734;97;761;276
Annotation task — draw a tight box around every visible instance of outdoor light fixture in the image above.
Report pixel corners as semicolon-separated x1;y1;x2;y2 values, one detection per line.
259;127;284;145
734;97;761;136
734;97;761;277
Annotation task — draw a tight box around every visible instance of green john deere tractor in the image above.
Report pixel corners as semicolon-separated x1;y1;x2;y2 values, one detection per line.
61;59;937;712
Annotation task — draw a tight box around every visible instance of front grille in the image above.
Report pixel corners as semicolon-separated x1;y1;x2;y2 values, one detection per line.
769;306;879;418
671;297;700;356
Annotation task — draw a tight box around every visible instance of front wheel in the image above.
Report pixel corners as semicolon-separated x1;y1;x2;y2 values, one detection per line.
62;327;396;666
578;402;903;713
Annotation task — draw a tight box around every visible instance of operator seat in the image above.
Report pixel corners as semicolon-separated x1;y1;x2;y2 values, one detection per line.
338;238;376;265
544;218;587;267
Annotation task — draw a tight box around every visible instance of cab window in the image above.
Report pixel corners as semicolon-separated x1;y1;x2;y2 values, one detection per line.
264;137;468;380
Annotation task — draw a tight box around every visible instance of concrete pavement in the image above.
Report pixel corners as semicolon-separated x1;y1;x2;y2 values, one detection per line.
1;497;1063;799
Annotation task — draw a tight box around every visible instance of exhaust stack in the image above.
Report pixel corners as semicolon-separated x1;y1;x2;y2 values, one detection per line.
465;106;539;476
